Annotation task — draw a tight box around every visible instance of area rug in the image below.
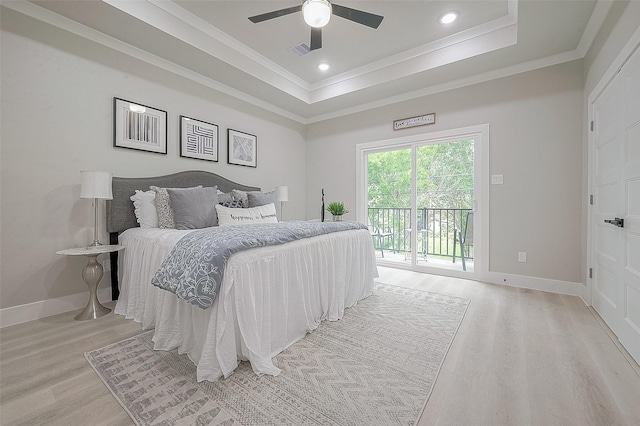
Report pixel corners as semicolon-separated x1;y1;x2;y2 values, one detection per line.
86;284;469;425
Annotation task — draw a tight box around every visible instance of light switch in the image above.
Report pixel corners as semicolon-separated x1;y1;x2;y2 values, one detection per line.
518;252;527;262
492;174;504;185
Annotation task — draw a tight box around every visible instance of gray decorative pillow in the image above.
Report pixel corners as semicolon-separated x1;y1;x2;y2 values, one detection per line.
217;190;234;205
167;186;219;230
247;190;276;207
231;189;248;208
150;185;202;229
218;190;245;208
222;198;244;208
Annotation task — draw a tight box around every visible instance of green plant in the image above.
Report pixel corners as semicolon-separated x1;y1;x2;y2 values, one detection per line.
326;201;350;216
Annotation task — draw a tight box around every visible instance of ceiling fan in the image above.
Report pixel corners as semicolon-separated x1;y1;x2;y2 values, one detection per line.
248;0;384;51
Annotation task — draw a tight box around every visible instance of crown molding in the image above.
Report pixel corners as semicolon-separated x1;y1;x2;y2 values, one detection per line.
309;23;517;104
104;0;519;104
104;0;311;103
311;0;519;92
306;49;583;123
2;0;608;125
576;0;614;57
2;0;307;123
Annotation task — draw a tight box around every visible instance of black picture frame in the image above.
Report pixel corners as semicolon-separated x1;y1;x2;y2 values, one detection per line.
113;97;167;154
180;116;219;162
227;128;257;168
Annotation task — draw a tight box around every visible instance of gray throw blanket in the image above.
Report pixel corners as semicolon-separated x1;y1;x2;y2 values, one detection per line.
151;221;367;309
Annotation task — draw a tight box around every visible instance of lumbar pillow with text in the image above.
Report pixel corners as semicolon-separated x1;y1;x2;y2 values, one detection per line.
215;203;278;226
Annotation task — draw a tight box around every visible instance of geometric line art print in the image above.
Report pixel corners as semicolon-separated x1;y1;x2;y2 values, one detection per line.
114;97;167;154
231;134;252;161
180;116;218;162
227;129;257;168
186;123;214;155
125;110;159;145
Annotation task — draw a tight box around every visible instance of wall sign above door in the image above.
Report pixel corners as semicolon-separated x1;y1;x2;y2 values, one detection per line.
393;113;436;130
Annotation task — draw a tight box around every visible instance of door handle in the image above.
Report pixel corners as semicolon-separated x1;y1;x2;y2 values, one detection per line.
604;217;624;228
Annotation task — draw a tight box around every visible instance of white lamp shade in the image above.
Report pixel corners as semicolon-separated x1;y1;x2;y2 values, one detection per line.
80;171;113;199
275;186;289;202
303;0;331;28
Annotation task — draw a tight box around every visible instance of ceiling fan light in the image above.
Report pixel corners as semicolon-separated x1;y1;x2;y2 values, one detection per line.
303;0;332;28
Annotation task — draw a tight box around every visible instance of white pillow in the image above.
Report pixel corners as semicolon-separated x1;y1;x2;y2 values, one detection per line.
130;190;158;228
215;203;278;226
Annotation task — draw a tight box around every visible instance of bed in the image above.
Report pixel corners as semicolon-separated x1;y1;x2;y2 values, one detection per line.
106;170;378;382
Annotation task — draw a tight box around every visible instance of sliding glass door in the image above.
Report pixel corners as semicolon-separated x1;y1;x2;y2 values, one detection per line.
414;140;474;272
364;134;478;275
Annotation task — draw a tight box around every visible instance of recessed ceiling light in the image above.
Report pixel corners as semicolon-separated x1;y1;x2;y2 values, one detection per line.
318;63;330;71
439;11;458;25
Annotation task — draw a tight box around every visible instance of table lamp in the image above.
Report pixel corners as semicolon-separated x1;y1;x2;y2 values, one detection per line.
275;185;289;221
80;171;113;247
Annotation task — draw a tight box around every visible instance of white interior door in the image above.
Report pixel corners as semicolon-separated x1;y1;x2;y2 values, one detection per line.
617;47;640;362
591;46;640;364
592;69;622;335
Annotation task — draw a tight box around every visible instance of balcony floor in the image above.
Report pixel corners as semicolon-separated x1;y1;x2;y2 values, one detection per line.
373;249;474;273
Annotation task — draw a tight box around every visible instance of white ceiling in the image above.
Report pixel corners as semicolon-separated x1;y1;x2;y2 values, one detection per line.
7;0;609;123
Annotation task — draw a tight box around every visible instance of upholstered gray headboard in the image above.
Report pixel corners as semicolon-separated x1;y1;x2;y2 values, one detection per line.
105;170;260;300
106;170;260;234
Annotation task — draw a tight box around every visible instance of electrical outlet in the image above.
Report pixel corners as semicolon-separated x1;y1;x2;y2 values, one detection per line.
518;252;527;262
491;174;504;185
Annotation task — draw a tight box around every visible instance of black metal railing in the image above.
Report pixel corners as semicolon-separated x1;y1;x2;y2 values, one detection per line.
368;207;472;260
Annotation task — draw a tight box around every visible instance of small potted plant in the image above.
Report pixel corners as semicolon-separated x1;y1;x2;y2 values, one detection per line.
326;201;349;221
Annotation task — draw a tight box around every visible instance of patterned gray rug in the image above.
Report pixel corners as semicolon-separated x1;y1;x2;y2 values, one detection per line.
86;284;469;426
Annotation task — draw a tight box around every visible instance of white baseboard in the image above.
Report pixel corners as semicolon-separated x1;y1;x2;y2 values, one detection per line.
484;271;588;305
0;286;113;328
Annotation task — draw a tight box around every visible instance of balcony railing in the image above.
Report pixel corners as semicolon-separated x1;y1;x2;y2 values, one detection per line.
368;207;473;260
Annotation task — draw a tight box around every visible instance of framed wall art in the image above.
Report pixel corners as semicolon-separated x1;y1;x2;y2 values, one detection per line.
113;97;167;154
227;129;257;168
180;116;219;162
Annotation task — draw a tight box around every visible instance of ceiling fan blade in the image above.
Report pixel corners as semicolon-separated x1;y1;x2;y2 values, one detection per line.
248;5;302;23
310;27;322;51
331;4;384;29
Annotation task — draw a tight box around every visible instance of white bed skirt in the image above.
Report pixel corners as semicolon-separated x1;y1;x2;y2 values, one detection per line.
115;227;378;382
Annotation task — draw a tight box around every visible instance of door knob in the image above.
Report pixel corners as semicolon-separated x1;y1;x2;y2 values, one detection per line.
604;217;624;228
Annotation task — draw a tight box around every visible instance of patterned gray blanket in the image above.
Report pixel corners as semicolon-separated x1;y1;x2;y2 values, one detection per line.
151;221;367;309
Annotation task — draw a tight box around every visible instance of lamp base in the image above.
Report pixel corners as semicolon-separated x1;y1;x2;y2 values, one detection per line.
87;198;105;248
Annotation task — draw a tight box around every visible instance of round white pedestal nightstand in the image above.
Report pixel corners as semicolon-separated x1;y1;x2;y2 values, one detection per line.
56;245;124;320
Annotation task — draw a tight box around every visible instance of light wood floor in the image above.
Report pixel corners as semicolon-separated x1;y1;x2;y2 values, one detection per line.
1;267;639;425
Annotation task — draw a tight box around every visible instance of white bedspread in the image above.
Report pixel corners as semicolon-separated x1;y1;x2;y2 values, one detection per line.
115;226;378;382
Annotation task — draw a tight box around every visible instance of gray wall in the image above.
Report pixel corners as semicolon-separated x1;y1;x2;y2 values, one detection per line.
2;2;639;314
0;9;306;310
305;60;584;285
